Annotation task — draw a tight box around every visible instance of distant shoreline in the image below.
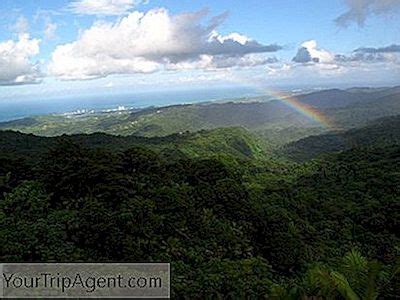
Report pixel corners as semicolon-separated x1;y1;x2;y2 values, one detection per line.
0;87;263;123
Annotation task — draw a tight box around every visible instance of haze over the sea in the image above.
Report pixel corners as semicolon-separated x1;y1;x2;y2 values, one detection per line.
0;87;262;122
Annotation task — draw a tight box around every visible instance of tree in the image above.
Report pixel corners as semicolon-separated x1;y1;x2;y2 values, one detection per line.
304;249;399;299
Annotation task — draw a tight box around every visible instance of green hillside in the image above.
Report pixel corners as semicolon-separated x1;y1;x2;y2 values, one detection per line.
0;127;269;163
1;127;398;298
1;87;399;149
327;92;400;128
283;115;400;161
0;101;318;139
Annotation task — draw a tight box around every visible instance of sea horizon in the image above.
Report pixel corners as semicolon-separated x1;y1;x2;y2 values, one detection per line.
0;87;264;122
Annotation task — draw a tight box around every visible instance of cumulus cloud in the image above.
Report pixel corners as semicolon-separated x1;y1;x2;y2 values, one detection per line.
292;40;335;64
292;47;315;63
264;60;346;84
354;44;400;53
166;54;277;71
49;8;282;80
335;53;382;63
332;44;400;64
292;40;400;67
286;39;400;83
335;0;400;27
0;34;42;85
68;0;147;16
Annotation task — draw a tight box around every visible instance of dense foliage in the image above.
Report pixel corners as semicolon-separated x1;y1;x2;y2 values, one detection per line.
0;127;398;298
283;115;400;161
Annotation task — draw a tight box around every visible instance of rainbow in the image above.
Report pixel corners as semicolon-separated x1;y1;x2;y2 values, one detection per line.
265;90;341;131
225;74;341;130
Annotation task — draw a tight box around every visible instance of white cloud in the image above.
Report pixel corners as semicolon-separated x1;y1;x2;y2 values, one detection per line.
49;8;281;80
267;61;345;79
166;54;277;71
354;44;400;53
292;40;400;67
259;58;400;87
333;44;400;64
283;39;400;84
335;52;400;64
336;0;400;27
0;34;42;85
12;16;30;34
44;22;58;40
293;40;335;63
68;0;147;16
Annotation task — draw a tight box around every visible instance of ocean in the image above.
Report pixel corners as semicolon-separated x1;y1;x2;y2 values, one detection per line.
0;87;260;122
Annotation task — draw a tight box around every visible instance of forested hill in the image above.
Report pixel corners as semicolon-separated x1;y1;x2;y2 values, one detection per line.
296;85;400;108
0;127;268;162
283;115;400;161
1;86;399;148
1;86;399;298
0;127;399;298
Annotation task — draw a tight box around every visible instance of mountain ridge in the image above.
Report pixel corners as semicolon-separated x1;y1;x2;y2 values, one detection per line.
0;86;399;149
282;114;400;161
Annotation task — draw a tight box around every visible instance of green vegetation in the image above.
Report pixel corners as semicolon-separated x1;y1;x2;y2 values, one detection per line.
0;122;399;298
1;87;399;297
2;87;399;149
0;127;269;163
283;115;400;161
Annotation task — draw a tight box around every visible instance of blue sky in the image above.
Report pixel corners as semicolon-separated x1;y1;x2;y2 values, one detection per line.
0;0;399;101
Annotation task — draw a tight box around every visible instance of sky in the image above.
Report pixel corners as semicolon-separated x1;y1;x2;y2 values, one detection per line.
0;0;400;101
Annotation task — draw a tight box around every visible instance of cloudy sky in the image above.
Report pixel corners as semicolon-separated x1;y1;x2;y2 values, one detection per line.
0;0;399;100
